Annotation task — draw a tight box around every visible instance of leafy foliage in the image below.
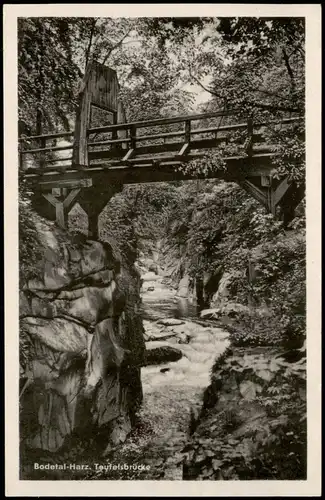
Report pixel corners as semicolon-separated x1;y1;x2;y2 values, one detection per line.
19;182;44;286
184;346;306;480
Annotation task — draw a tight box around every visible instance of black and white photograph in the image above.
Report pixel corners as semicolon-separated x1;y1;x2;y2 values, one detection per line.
4;4;321;497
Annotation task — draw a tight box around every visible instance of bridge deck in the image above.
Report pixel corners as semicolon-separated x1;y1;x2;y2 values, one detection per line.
20;111;302;190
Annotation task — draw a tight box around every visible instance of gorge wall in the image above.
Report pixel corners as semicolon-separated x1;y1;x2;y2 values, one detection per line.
19;216;145;465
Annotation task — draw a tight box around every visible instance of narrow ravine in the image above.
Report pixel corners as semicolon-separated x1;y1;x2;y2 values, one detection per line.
91;271;230;480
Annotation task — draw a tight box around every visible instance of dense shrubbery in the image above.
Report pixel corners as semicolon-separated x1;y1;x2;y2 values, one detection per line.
19;183;44;286
183;345;306;480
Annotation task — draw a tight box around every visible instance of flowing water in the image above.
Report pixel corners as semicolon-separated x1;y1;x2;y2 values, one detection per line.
101;272;230;480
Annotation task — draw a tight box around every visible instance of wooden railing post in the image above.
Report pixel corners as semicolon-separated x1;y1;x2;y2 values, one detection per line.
185;120;191;143
130;125;137;150
73;91;91;168
178;120;191;156
39;137;46;169
112;111;118;142
245;116;254;156
121;124;137;163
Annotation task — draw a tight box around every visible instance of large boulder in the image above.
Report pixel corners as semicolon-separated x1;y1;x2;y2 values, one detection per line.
211;271;243;306
19;221;145;458
148;263;159;274
157;318;185;327
177;275;192;298
201;302;250;320
143;345;183;366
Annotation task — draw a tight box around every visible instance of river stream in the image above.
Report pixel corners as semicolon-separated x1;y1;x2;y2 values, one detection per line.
99;272;230;480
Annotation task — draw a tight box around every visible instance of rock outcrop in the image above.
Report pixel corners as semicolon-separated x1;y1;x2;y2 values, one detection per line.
143;344;183;366
19;220;145;457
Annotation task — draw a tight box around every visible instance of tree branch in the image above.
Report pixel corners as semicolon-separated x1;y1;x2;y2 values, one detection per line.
101;29;132;65
253;88;295;103
188;69;228;103
188;68;301;113
282;48;296;91
85;19;98;71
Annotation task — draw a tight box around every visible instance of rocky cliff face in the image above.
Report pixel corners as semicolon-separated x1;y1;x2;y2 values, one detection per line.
19;219;145;458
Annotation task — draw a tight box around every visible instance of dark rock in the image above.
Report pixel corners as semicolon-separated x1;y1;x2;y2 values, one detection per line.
147;286;155;292
143;346;183;366
148;263;158;274
157;318;184;326
19;222;145;457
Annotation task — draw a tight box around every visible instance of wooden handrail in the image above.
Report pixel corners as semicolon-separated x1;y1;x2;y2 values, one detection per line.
19;130;74;143
18;115;302;148
87;110;237;135
20;144;73;155
88;137;131;147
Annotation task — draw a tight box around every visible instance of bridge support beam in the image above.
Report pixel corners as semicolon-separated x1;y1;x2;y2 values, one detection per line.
31;188;81;229
240;175;303;225
41;188;81;229
31;182;122;239
78;185;122;239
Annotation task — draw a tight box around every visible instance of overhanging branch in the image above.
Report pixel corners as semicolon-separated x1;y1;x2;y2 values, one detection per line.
188;70;301;113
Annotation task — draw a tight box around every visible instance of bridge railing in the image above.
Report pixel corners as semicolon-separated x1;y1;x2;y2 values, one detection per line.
19;130;74;172
86;113;302;165
19;111;303;172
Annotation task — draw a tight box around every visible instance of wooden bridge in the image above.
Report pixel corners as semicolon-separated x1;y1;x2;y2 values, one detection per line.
19;61;304;238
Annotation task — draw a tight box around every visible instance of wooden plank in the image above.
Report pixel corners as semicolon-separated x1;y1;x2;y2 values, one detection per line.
261;175;272;187
117;99;128;149
18;130;73;143
88;138;131;147
19;115;302;144
192;123;247;135
273;176;291;205
245;117;254;156
112;111;118;141
87;131;264;149
25;159;276;190
122;149;135;161
266;187;276;215
55;202;66;228
42;193;59;208
90;62;118;112
88;138;219;160
90;102;117;114
240;179;267;207
72;60;121;167
46;156;73;164
73;88;91;166
185;120;191;143
39;137;46;169
87;109;238;135
63;188;81;209
136;130;184;141
39;178;92;190
130;125;137;150
21;144;73;155
178;143;190;156
88;137;277;161
24;151;276;183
